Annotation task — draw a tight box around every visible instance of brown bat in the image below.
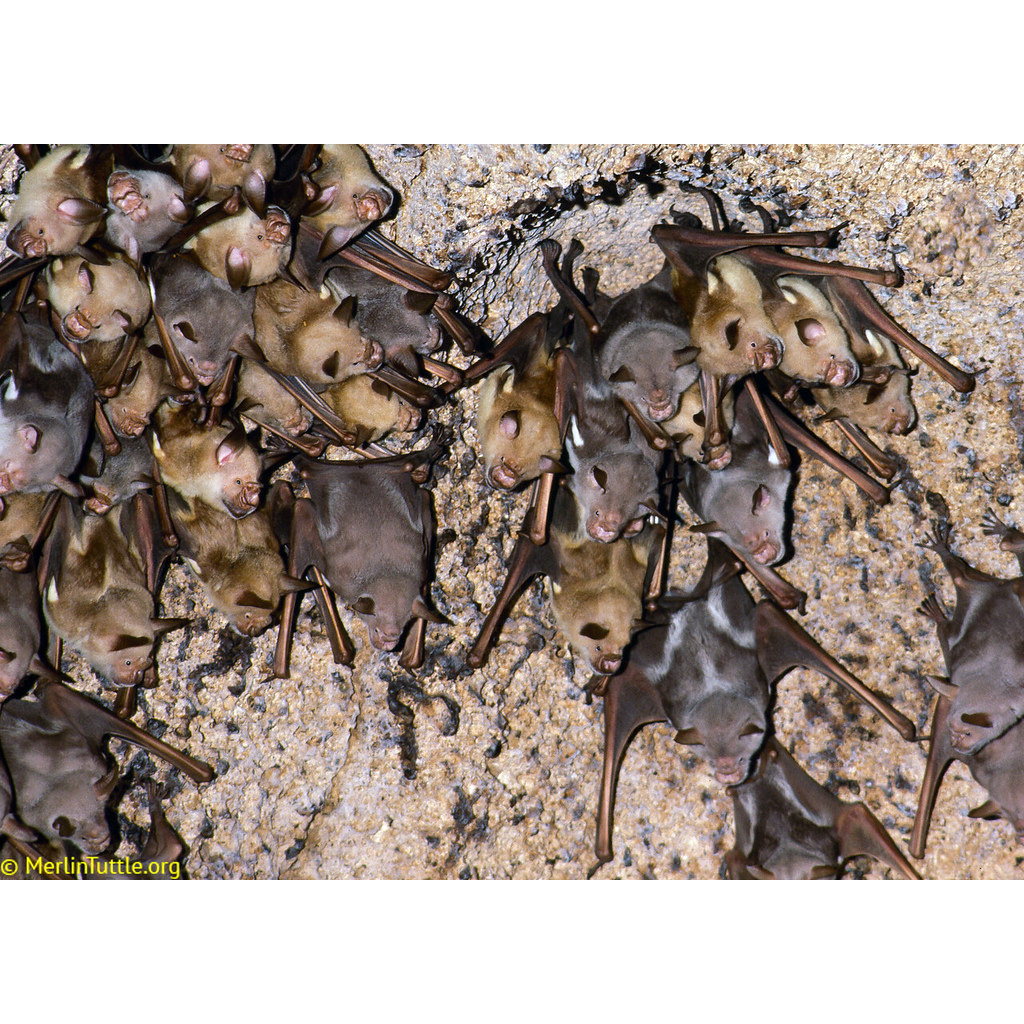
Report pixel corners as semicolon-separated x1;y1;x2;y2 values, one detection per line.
251;277;383;385
101;335;175;436
152;403;262;518
301;145;394;256
0;307;94;496
319;374;423;444
40;496;184;691
472;311;566;490
189;203;291;289
173;494;308;637
0;679;211;854
467;484;662;676
0;491;52;571
235;359;314;438
662;377;736;464
0;564;53;702
169;145;275;205
103;167;190;262
591;540;915;864
274;443;445;674
726;738;920;879
44;253;151;343
5;145;112;258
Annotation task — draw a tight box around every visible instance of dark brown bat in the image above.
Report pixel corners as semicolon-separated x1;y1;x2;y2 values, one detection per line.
275;444;445;674
101;335;175;436
103;167;190;262
726;738;920;879
0;491;52;571
0;564;49;701
148;252;255;387
0;307;94;496
0;679;211;854
591;540;915;864
152;403;262;519
44;253;151;344
5;145;112;258
916;516;1024;757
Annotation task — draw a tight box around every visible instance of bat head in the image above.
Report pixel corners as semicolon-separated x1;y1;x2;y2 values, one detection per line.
558;590;639;678
601;326;699;424
193;205;292;288
46;255;149;344
349;576;425;652
106;169;189;255
862;370;916;434
672;693;767;786
289;297;382;383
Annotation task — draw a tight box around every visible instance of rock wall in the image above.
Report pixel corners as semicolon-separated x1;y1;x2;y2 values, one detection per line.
2;143;1021;879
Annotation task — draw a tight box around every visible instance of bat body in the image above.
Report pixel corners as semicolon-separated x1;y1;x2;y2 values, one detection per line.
0;680;211;854
678;387;790;566
0;565;43;700
152;403;262;518
663;378;735;464
81;434;154;515
0;491;49;570
174;496;300;637
102;335;173;436
291;452;439;653
149;252;255;386
726;738;919;879
45;253;151;343
763;275;860;387
0;310;93;495
595;264;699;423
476;312;564;490
236;359;313;437
320;374;422;444
104;167;189;261
190;204;291;288
5;145;111;258
253;277;382;384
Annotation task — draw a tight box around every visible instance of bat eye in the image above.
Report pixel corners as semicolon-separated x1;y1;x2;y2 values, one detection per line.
257;234;264;241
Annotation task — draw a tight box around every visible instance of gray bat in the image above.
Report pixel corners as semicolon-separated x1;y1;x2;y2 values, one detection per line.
103;167;190;262
726;737;920;879
0;679;211;854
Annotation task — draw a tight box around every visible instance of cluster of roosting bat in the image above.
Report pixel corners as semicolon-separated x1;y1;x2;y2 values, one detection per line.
0;143;478;877
0;147;1011;878
460;184;1024;878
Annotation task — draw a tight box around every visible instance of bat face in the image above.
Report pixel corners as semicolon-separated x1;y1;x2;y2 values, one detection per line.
815;370;916;435
153;406;262;519
45;254;151;343
687;256;784;377
968;720;1024;839
350;576;427;651
150;254;255;386
565;415;659;543
81;434;153;515
305;145;393;240
478;362;561;490
192;205;291;288
170;144;275;199
5;146;108;258
664;379;736;464
104;168;189;259
766;276;860;387
106;340;172;437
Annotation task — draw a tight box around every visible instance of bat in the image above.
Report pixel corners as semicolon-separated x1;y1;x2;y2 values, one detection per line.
148;251;255;388
235;359;314;438
591;539;915;864
101;336;175;436
472;311;566;491
467;483;664;675
662;377;736;465
172;494;308;637
152;402;262;519
169;145;275;205
40;495;184;693
189;203;292;289
0;564;50;702
80;434;155;516
0;491;53;571
103;167;190;262
916;516;1024;757
44;252;151;344
0;679;211;854
5;145;112;259
726;738;920;879
319;374;423;445
250;277;383;385
274;442;446;675
0;305;94;496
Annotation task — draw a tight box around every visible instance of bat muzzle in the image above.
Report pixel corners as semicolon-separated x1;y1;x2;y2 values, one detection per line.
823;357;859;387
7;223;48;258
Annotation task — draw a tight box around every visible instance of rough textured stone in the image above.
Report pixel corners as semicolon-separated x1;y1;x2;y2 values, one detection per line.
2;144;1021;879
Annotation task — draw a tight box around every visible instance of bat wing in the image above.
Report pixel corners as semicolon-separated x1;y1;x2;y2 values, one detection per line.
910;695;957;859
834;801;921;879
754;600;916;740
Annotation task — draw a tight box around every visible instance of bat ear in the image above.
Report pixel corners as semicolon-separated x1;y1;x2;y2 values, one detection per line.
304;183;338;218
334;295;357;327
242;169;267;218
925;674;958;699
111;633;152;651
168;195;190;223
120;360;143;392
579;622;610;641
751;484;771;515
77;262;95;293
317;223;360;262
537;455;568;475
745;864;776;880
321;351;340;379
57;197;106;226
608;366;635;384
590;466;608;493
183;158;212;203
350;596;375;616
403;290;437;315
111;308;132;333
225;246;251;290
279;574;314;594
216;426;247;466
411;595;449;624
18;423;39;453
674;727;704;745
499;410;521;439
672;347;699;369
796;318;825;343
151;617;189;637
230;335;267;363
93;764;119;800
235;589;275;611
967;799;1002;820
